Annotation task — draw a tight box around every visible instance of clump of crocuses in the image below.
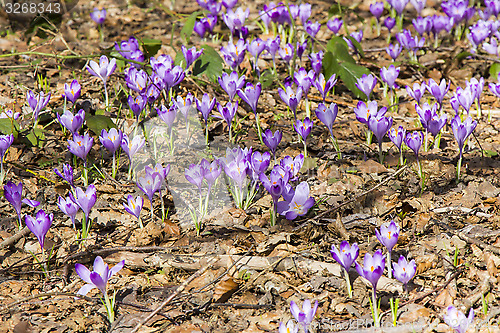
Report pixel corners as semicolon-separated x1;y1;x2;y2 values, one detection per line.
75;256;124;323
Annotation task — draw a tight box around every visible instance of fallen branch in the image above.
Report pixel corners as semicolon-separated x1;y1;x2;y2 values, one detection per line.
127;257;217;333
0;227;30;250
105;252;402;294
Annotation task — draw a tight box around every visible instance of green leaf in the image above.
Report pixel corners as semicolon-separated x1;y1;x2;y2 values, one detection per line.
141;38;162;58
180;11;199;44
86;115;116;136
0;118;19;136
323;51;370;99
328;2;345;17
344;36;365;58
483;149;498;157
26;128;45;148
193;45;223;81
174;51;186;69
489;62;500;79
326;37;355;64
455;51;472;62
259;70;277;89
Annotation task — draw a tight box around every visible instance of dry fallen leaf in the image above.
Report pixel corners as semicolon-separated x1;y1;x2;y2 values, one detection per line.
213;276;239;303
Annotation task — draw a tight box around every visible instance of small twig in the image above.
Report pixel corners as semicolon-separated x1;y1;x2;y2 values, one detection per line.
294;165;408;231
1;291;96;312
128;258;217;333
0;227;30;250
208;303;272;309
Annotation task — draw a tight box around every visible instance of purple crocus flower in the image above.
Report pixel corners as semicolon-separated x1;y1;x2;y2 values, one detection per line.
123;195;144;226
410;0;426;14
304;20;321;38
125;67;149;94
327;18;343;34
27;90;51;125
222;0;237;9
389;0;409;15
278;85;303;120
57;109;85;135
375;220;400;277
454;86;474;114
121;134;145;163
380;65;400;89
393;255;416;290
406;82;426;104
218;71;246;101
127;94;147;120
115;36;143;65
137;172;162;216
294;68;315;95
0;109;19;120
73;185;97;219
266;36;281;66
279;321;298;333
196;93;216;126
0;134;14;175
331;241;359;272
54;164;75;188
86;55;116;84
294;117;313;143
63;80;81;104
405;131;423;161
75;256;125;297
315;102;338;139
277;181;315;220
416;102;438;130
172;92;194;125
200;158;221;192
237;82;261;114
483;38;499;56
369;114;393;161
313;74;337;101
413;16;432;36
220;39;247;69
385;17;396;32
355;249;386;326
249;151;270;179
4;181;40;228
224;158;248;190
331;241;359;297
216;101;239;141
90;7;106;25
181;46;204;69
451;115;477;158
280;154;304;180
248;38;266;70
355;74;377;100
68;133;93;163
386;43;403;61
354;100;388;125
185;163;205;192
262;129;282;160
259;166;287;209
290;299;318;333
388;126;406;165
278;43;294;64
100;128;123;155
156;104;177;130
443;306;474;333
57;195;80;228
222;7;249;36
299;3;312;24
25;210;53;251
426;78;450;105
427;112;447;137
309;51;323;76
370;2;384;19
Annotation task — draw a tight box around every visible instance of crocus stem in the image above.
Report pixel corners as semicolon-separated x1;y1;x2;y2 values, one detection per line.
344;268;353;298
0;159;4;185
456;153;463;183
103;82;109;110
255;114;264;145
331;134;341;159
205;122;209;147
434;132;441;150
83;161;88;187
138;216;143;229
372;287;380;327
150;199;154;221
159;189;165;222
112;152;116;179
303;140;308;158
104;292;115;323
41;247;48;277
366;130;373;145
82;213;87;239
399;149;404;166
387;252;392;279
271;202;277;227
424;129;428;152
127;160;132;181
229;126;233;144
305;96;310;118
378;141;383;164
